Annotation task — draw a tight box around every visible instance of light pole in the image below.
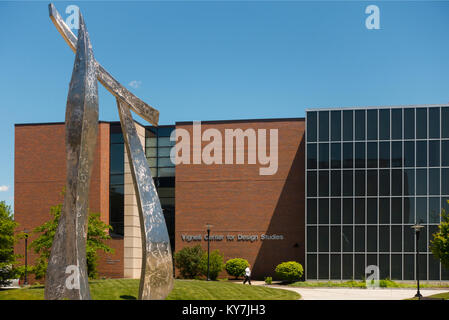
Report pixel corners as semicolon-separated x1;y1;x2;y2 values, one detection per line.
23;230;29;286
411;223;425;299
205;223;213;281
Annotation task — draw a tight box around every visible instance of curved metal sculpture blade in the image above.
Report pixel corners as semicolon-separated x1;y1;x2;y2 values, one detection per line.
45;13;98;300
48;3;159;126
116;99;174;300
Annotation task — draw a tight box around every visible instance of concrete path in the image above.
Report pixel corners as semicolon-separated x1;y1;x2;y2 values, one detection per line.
241;281;448;300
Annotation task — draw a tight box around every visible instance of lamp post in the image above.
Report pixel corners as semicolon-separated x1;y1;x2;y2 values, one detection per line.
23;230;29;286
205;223;213;281
411;223;425;299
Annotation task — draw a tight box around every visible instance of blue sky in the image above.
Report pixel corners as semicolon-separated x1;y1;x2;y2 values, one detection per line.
0;1;448;209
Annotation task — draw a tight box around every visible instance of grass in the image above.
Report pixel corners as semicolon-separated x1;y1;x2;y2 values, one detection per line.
288;279;449;289
407;292;449;300
0;279;300;300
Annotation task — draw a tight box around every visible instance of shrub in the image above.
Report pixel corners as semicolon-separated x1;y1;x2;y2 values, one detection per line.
174;245;204;279
265;276;272;285
275;261;304;282
225;258;249;279
199;249;224;281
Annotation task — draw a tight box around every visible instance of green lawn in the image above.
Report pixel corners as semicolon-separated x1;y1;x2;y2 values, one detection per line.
289;280;449;289
407;292;449;300
0;279;300;300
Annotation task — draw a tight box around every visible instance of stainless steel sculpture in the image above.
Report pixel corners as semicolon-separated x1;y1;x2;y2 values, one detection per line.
45;13;97;300
46;3;174;300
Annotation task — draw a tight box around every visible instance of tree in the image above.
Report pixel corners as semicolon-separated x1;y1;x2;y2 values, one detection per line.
174;245;204;279
29;203;114;279
0;201;18;286
199;249;224;281
430;201;449;270
225;258;249;279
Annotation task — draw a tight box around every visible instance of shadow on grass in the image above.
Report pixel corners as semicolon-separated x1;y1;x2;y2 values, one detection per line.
120;295;137;300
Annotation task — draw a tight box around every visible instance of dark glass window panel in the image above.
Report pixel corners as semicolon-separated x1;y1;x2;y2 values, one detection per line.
307;199;317;224
331;171;341;197
319;198;330;224
416;141;427;167
367;254;377;270
419;254;427;280
110;131;124;143
367;170;378;196
442;141;449;166
416;197;427;224
319;171;329;197
343;170;353;196
343;110;353;141
392;108;402;140
429;254;440;280
355;170;365;196
355;198;365;224
319;143;329;169
404;226;415;252
404;141;415;167
319;254;330;279
391;198;402;224
307;171;317;197
110;144;125;174
443;265;449;280
429;225;438;250
404;197;415;224
342;226;353;252
343;198;353;224
342;254;353;280
416;169;427;196
330;254;341;279
367;109;378;140
379;142;390;168
307;227;317;252
367;226;377;252
355;110;365;141
416;108;427;139
429;141;440;167
429;107;440;139
379;226;390;253
379;254;390;279
418;228;428;253
392;169;402;196
331;143;341;168
331;110;341;141
307;254;317;279
391;226;402;252
379;170;390;196
343;143;353;168
355;226;365;252
392;141;402;167
307;144;317;169
443;169;449;195
404;255;415;280
391;255;402;280
429;198;441;224
331;226;341;251
355;143;366;168
319;111;330;141
319;226;329;252
404;108;415;139
109;185;124;236
110;174;123;185
331;199;341;224
429;168;440;196
379;198;390;224
442;197;449;215
443;107;449;138
379;109;390;140
367;142;378;168
404;169;415;196
367;198;377;224
307;112;317;142
354;254;365;280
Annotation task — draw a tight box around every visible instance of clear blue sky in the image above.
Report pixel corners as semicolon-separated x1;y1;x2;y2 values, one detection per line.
0;1;448;209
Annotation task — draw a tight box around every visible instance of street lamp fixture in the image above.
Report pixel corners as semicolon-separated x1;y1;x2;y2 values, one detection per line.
205;224;213;281
411;223;425;299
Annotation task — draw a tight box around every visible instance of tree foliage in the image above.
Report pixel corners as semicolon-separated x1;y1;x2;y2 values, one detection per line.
225;258;249;279
199;249;224;281
29;204;114;279
430;201;449;270
0;201;18;286
174;245;204;279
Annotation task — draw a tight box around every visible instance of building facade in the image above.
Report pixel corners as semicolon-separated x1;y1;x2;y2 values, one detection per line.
14;104;449;282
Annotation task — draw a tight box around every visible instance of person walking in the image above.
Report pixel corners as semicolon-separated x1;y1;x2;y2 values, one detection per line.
243;264;252;285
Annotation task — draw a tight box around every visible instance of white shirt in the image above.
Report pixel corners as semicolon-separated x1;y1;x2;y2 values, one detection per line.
245;267;251;277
